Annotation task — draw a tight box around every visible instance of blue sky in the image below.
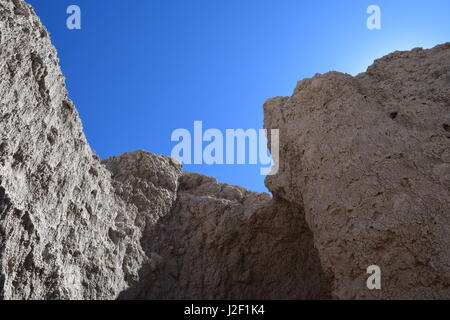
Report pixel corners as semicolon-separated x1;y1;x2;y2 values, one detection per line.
27;0;450;192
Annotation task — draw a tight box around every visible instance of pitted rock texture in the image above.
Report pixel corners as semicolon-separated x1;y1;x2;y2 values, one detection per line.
0;0;147;299
0;0;331;299
108;166;332;300
264;43;450;299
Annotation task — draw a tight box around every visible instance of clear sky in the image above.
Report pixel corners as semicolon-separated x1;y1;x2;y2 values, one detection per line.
27;0;450;193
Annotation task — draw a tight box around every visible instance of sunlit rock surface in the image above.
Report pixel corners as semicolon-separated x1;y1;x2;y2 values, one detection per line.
264;43;450;299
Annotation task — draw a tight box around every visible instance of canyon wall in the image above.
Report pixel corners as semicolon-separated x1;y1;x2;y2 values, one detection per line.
0;0;330;299
104;152;331;300
0;0;449;300
264;43;450;299
0;0;148;298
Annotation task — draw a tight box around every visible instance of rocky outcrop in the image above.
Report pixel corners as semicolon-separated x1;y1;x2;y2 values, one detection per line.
1;0;449;300
105;154;331;300
264;43;450;299
0;0;148;299
0;0;330;299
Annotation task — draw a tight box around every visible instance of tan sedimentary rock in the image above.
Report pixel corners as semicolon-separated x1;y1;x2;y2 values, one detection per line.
264;43;450;299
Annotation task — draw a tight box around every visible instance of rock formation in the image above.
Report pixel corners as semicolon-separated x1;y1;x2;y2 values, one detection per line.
0;0;147;299
264;43;450;299
0;0;449;300
0;0;330;299
105;153;331;300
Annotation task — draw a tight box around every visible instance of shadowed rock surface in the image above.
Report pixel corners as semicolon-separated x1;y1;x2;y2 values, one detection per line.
104;155;331;300
0;0;449;300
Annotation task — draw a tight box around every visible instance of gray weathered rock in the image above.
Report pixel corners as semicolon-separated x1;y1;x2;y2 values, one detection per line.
0;0;148;299
104;155;331;300
264;43;450;299
0;0;331;299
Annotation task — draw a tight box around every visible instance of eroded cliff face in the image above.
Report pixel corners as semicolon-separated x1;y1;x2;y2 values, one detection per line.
0;0;330;299
264;44;450;299
0;0;149;299
104;153;331;300
1;0;449;300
